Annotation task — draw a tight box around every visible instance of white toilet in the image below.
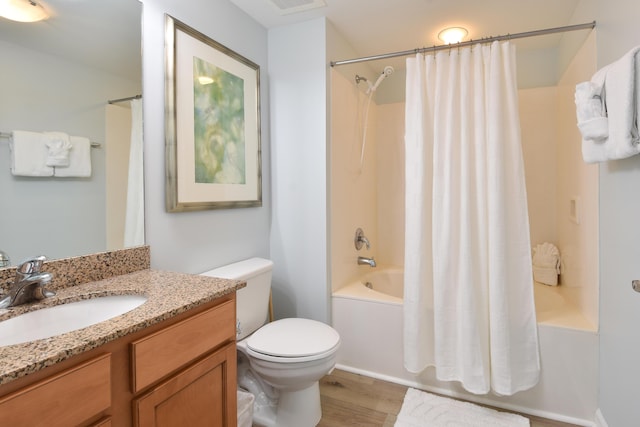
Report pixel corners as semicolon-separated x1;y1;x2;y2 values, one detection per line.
201;258;340;427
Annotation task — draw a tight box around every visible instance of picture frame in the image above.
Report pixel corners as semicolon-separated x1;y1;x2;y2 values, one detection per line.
164;15;262;212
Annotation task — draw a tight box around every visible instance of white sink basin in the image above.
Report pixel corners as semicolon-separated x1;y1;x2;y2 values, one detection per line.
0;294;147;347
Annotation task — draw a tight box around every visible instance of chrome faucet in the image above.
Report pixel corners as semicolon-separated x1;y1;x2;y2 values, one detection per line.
357;256;377;268
0;255;55;309
0;250;10;268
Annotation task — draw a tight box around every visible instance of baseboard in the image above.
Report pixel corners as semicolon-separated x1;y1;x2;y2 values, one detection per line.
594;409;609;427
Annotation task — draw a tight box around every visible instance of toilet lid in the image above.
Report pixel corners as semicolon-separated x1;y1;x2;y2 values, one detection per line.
247;318;340;358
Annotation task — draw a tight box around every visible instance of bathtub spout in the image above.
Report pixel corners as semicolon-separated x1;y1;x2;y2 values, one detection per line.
357;256;377;267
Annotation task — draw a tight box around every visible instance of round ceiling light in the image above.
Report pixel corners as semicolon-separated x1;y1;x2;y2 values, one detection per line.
0;0;49;23
438;27;469;44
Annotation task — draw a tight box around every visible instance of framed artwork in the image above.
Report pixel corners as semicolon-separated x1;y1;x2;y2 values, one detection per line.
165;15;261;212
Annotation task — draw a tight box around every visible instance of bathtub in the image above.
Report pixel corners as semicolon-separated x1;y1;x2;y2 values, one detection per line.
332;268;598;426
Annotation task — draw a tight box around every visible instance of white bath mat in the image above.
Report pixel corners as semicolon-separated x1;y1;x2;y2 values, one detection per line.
394;388;529;427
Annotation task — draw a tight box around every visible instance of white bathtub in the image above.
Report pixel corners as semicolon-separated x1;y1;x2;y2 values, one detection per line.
332;268;598;426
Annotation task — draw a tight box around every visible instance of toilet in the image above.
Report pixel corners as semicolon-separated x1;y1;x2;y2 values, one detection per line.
201;257;340;427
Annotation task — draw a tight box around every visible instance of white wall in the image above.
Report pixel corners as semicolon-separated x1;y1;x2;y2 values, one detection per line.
268;18;330;322
141;0;271;274
595;0;640;424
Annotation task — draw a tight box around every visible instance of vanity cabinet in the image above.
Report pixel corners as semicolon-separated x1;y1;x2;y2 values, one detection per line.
0;294;238;427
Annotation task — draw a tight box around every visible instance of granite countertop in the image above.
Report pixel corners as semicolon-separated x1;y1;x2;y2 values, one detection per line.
0;269;244;385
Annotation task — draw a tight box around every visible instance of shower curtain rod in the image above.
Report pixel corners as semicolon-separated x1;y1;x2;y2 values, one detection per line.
107;94;142;104
330;21;596;67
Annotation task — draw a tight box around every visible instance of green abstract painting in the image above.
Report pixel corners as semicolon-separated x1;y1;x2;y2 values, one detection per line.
193;56;245;184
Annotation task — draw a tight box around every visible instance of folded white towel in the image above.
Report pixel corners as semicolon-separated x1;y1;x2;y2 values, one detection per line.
532;242;561;270
9;130;54;177
44;131;72;167
532;242;561;286
53;136;92;177
604;46;640;160
577;45;640;163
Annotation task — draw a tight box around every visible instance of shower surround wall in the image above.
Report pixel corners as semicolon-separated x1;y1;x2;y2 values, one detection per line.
519;32;599;329
330;69;380;291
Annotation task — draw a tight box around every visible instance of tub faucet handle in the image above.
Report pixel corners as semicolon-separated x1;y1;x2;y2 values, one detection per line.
354;228;370;250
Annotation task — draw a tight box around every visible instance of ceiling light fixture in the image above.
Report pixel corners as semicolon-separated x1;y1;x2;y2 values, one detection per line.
0;0;49;23
438;26;468;44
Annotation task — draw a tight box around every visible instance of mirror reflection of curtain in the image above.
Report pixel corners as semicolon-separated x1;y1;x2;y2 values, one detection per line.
124;98;144;247
106;104;132;250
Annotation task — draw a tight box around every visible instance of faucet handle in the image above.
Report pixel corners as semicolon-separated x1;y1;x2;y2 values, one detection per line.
16;255;47;274
354;228;371;250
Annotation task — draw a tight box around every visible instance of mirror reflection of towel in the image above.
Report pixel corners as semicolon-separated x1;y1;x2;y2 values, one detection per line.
54;136;92;177
9;130;54;177
44;131;72;167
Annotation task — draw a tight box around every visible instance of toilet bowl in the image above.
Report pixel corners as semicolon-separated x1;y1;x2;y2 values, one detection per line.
201;258;341;427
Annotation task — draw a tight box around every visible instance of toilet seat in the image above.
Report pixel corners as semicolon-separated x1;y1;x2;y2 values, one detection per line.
246;318;340;363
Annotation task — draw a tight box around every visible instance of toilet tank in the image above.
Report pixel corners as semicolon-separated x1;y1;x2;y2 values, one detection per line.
200;257;273;340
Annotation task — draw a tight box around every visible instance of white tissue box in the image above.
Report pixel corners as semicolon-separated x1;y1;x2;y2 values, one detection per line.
533;265;558;286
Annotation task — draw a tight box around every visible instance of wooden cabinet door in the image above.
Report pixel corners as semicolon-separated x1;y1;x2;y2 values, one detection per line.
134;343;237;427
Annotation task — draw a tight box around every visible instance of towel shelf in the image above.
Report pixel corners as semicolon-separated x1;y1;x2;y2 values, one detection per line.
0;132;101;148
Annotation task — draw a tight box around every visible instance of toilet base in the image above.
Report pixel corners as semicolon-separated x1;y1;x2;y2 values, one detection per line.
253;382;322;427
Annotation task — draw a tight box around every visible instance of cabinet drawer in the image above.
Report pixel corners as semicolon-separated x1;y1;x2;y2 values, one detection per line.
131;299;235;392
0;354;111;427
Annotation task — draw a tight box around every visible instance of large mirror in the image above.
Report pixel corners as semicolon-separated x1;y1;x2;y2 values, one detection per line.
0;0;143;266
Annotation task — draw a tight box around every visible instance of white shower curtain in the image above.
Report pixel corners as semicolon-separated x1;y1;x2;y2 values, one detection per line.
403;41;540;396
124;98;145;247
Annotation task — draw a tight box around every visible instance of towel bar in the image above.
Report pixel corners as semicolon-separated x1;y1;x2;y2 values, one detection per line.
0;132;101;148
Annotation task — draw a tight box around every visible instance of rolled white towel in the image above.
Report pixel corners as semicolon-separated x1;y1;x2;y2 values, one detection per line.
575;81;608;142
532;242;561;286
532;243;560;270
44;132;72;167
576;66;610;162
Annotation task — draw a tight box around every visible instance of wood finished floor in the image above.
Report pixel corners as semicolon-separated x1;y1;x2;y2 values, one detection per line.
318;369;581;427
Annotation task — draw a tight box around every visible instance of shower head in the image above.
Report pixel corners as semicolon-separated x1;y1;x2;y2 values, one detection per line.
369;65;394;93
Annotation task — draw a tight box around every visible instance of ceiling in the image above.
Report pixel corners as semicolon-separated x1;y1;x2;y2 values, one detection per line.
231;0;583;57
230;0;591;102
0;0;589;99
0;0;141;82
